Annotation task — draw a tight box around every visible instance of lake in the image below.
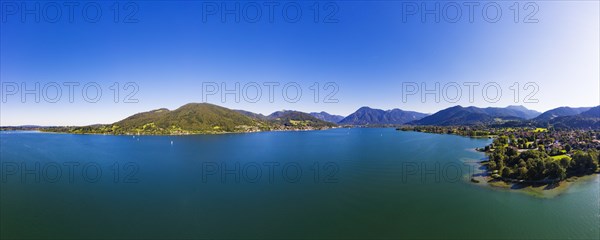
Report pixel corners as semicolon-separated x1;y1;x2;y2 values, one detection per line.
1;128;598;239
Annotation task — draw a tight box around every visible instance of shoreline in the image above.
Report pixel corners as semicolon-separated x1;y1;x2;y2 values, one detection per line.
466;146;600;198
470;172;600;198
2;127;341;136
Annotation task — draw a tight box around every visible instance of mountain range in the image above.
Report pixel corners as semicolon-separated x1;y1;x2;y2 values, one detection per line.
23;103;600;135
541;106;600;129
409;105;542;126
309;112;345;123
532;107;592;121
408;105;600;128
112;103;269;134
59;104;337;134
265;110;335;128
338;107;429;125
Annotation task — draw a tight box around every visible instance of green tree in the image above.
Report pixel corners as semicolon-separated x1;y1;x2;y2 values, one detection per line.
546;161;567;180
506;147;519;158
518;159;527;168
497;136;509;145
526;158;547;180
488;160;497;171
564;144;572;153
589;149;599;172
559;157;571;169
571;150;597;173
501;167;512;178
517;166;528;179
538;145;545;152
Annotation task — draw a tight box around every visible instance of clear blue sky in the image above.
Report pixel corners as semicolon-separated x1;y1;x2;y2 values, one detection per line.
1;1;598;126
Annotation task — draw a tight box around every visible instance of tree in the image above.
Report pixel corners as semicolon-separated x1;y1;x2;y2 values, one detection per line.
589;149;599;172
518;159;527;168
526;158;547;180
497;136;509;145
538;145;545;152
501;167;512;178
517;166;528;179
490;146;507;163
571;150;596;173
549;147;562;156
546;161;567;180
519;150;546;161
506;147;519;158
565;144;572;153
559;157;570;169
488;160;497;171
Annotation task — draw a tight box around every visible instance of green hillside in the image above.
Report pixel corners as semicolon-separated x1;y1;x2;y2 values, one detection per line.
45;103;337;135
267;110;336;129
64;103;271;134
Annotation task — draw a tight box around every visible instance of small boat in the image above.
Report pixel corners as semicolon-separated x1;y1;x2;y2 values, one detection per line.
171;141;173;145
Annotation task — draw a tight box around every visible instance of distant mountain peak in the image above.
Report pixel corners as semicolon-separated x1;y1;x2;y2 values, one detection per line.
507;105;527;109
339;107;428;125
150;108;170;113
410;105;541;126
534;106;592;121
309;112;345;123
267;110;336;127
357;106;374;111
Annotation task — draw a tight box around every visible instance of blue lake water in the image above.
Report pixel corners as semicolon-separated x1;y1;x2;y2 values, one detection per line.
1;128;598;239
